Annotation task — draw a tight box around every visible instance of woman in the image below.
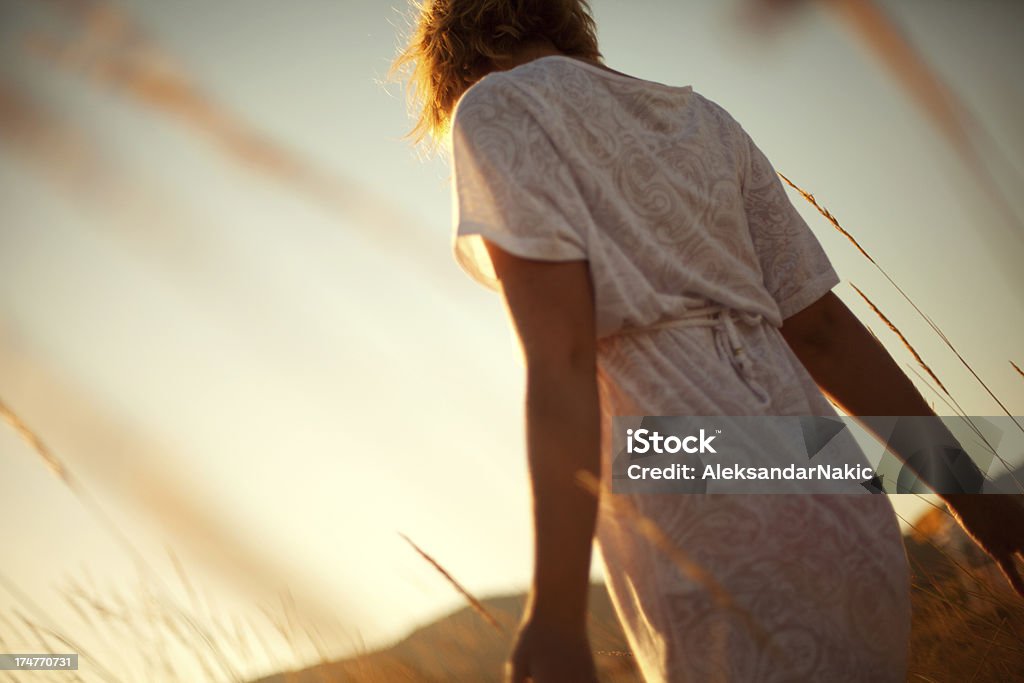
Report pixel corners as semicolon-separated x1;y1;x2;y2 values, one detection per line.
392;2;1024;681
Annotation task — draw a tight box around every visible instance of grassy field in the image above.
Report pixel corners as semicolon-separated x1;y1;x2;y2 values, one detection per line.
242;510;1023;683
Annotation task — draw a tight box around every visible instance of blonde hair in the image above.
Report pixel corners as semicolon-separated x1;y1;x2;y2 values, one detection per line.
391;0;602;152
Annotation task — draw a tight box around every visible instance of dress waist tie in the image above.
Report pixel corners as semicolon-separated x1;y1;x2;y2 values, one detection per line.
618;306;771;408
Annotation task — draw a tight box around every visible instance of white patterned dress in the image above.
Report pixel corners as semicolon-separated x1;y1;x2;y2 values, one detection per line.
449;55;911;682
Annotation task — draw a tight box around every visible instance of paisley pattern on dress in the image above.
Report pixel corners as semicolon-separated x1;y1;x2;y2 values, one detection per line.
449;55;911;682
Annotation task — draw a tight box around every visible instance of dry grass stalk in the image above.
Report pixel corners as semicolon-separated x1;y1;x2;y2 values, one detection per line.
850;284;949;394
778;172;876;265
905;366;962;420
0;572;123;683
398;533;505;634
0;396;153;566
850;285;1024;492
0;398;69;483
1012;361;1024;382
780;174;1024;437
896;513;1008;613
0;397;252;680
970;617;1008;682
25;0;436;262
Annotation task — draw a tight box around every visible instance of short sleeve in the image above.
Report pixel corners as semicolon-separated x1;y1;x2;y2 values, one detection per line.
449;78;590;290
739;128;841;319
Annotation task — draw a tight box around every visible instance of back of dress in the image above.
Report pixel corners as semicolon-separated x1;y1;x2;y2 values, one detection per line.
449;56;911;683
450;54;839;340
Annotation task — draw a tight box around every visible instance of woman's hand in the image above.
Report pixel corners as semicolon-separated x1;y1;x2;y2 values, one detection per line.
944;494;1024;597
505;614;599;683
779;294;1024;596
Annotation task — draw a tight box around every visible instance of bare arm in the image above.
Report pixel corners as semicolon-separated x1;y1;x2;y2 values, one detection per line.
485;243;601;682
779;291;936;417
781;290;1024;595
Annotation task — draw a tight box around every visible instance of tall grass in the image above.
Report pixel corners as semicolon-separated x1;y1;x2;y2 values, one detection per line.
779;173;1024;493
776;174;1024;678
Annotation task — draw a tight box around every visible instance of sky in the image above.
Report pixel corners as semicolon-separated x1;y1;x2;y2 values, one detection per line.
1;0;1023;681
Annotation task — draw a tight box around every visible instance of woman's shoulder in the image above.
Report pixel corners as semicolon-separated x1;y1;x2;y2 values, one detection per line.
451;69;552;137
452;72;519;124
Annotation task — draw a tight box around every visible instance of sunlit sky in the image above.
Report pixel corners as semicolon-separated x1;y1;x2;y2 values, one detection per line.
1;0;1022;680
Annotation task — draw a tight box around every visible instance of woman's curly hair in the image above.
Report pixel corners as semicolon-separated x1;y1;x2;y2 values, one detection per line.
391;0;602;152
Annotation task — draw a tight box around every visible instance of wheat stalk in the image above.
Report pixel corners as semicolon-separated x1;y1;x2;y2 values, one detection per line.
850;287;1023;492
849;285;948;394
398;533;505;634
779;173;1024;435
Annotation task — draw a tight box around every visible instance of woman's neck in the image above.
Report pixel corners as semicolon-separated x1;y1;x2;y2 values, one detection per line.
489;42;629;81
490;42;566;71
